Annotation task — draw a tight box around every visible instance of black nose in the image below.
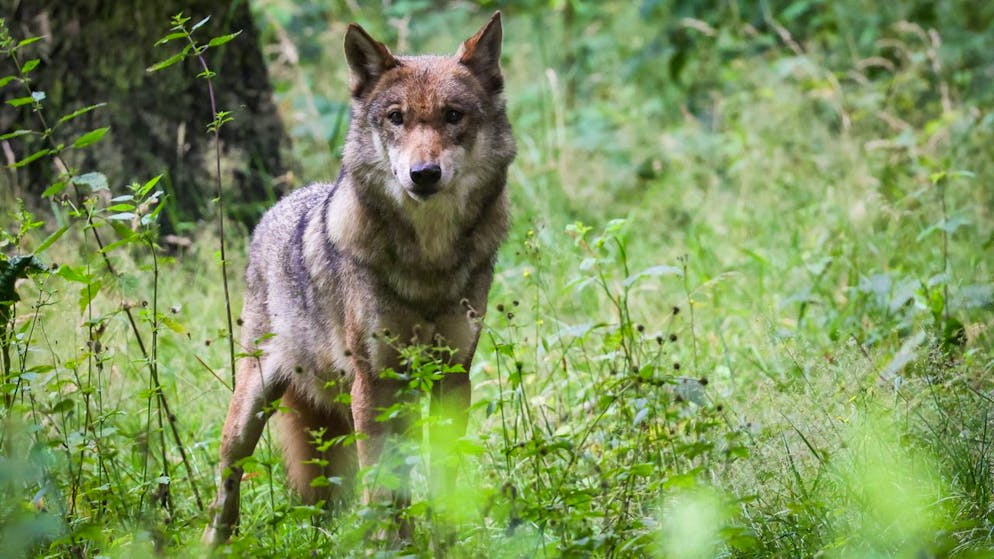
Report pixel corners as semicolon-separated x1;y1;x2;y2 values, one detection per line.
410;163;442;188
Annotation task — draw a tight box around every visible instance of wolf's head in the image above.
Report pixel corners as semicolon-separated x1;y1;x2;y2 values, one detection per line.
341;13;515;207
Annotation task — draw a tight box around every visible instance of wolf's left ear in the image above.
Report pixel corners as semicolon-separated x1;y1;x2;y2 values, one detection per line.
457;12;504;94
345;24;400;98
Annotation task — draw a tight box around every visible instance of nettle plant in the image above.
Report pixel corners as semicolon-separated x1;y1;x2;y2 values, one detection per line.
0;14;236;555
469;219;750;555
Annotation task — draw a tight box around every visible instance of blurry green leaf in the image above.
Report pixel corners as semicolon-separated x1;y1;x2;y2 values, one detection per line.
41;180;67;198
146;52;185;72
0;75;16;88
105;203;135;212
208;31;241;48
56;265;90;283
20;58;39;74
10;148;50;168
7;95;36;107
71;127;109;148
0;129;33;140
17;36;42;48
154;32;187;46
161;316;187;335
78;280;102;312
33;224;69;255
135;174;162;197
51;399;74;414
56;103;107;126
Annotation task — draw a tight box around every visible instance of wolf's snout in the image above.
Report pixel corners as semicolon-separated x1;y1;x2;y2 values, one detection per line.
410;163;442;191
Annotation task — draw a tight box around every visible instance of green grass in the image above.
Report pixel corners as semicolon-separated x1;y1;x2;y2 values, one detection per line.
2;1;994;557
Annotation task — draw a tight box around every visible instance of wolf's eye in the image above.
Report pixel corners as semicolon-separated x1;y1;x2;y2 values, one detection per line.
387;110;404;125
444;109;464;124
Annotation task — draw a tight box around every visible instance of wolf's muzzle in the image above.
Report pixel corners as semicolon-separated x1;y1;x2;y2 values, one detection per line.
410;163;442;195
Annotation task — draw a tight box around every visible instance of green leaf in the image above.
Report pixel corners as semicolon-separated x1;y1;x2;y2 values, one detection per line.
17;37;42;48
146;52;185;72
57;265;91;283
78;280;102;313
57;103;107;126
107;212;135;221
10;148;50;168
33;224;69;255
0;129;33;140
20;58;40;74
135;174;163;197
41;180;67;198
51;399;74;414
7;95;36;107
154;32;188;46
208;31;241;48
105;203;135;212
0;75;16;88
162;316;188;335
72;127;109;148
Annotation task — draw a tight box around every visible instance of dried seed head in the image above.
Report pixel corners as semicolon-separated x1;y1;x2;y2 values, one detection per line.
673;362;681;371
496;303;505;312
512;300;520;307
636;324;645;333
699;377;709;386
236;317;244;326
656;335;664;345
672;305;680;315
669;333;677;342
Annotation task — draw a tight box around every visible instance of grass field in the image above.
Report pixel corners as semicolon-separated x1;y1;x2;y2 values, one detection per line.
2;1;993;557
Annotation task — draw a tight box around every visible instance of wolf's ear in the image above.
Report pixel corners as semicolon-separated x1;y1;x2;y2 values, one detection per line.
457;12;504;94
344;24;399;98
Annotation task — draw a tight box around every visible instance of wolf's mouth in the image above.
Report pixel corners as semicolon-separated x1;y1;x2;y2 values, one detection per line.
407;184;441;201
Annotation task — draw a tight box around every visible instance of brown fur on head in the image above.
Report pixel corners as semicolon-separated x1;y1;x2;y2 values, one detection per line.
342;13;514;206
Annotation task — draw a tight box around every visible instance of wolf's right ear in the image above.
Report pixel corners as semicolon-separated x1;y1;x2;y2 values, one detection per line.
344;24;399;98
458;12;504;94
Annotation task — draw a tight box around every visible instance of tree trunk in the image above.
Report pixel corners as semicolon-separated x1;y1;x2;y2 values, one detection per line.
0;0;294;234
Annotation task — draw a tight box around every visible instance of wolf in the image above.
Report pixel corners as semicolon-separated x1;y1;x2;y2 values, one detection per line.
202;12;515;546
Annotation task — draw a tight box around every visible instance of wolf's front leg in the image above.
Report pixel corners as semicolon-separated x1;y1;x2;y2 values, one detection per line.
203;357;287;547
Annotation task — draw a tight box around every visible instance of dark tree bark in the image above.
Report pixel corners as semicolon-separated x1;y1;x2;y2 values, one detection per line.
0;0;293;233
